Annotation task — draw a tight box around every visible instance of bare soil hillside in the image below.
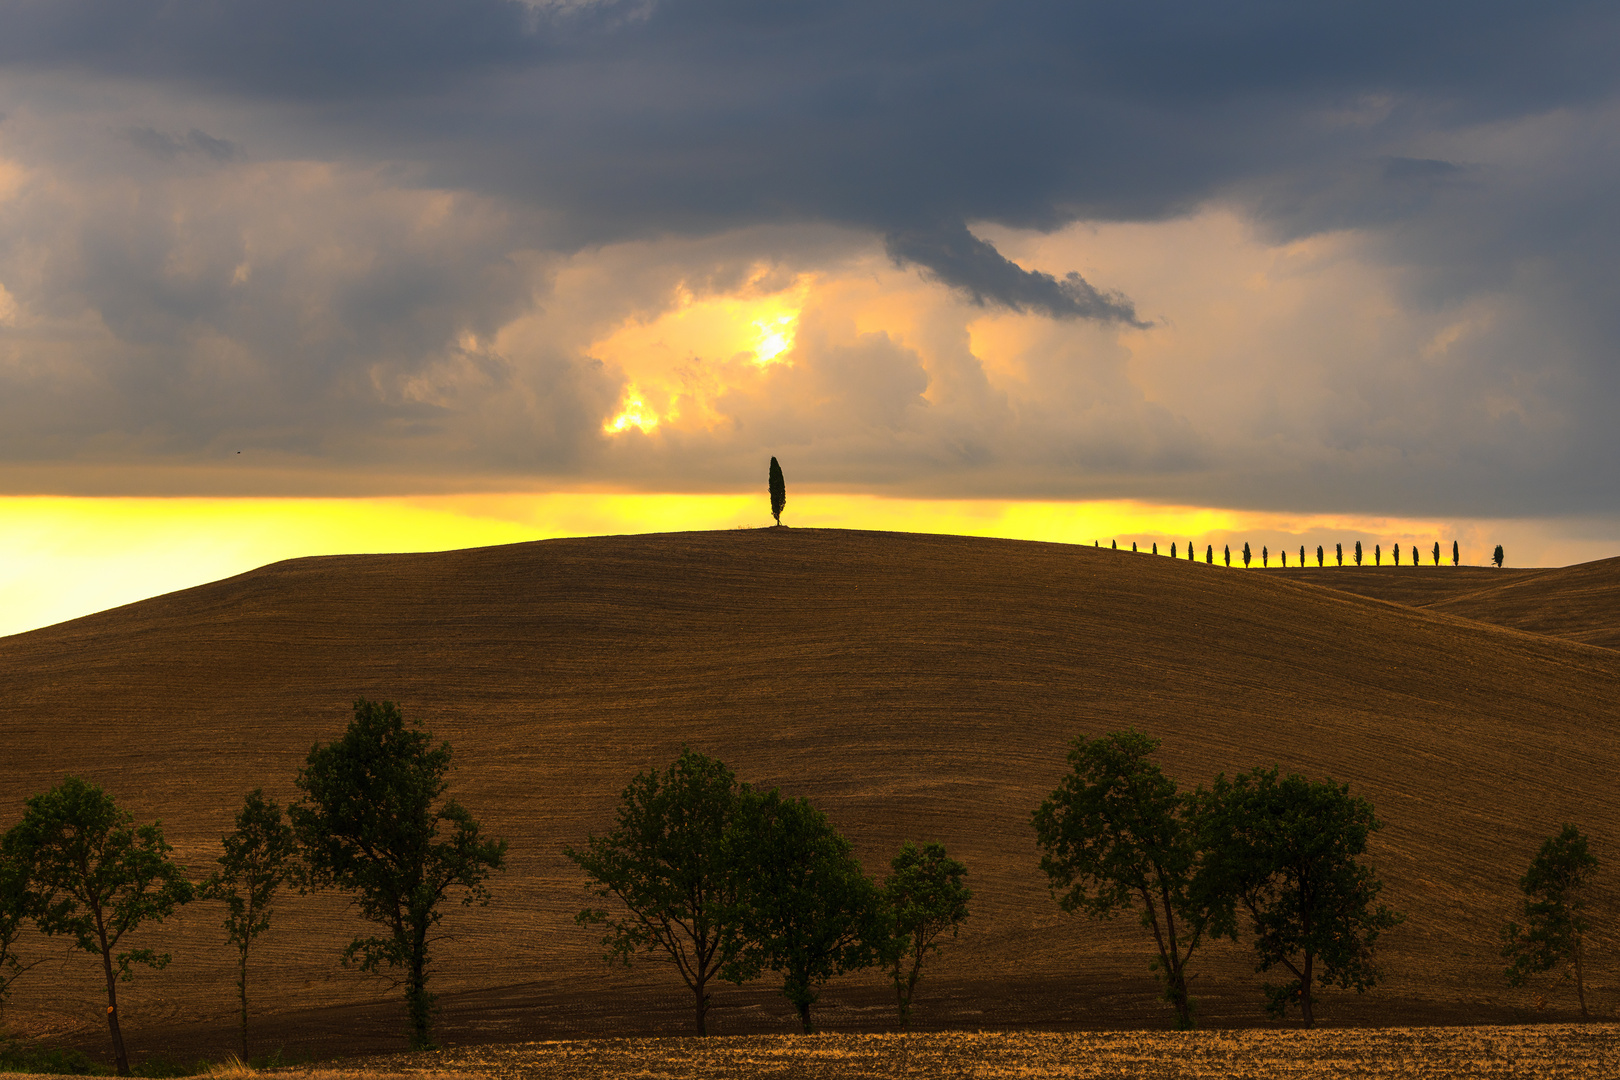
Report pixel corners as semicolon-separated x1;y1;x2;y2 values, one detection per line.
1266;558;1620;649
1;530;1617;1064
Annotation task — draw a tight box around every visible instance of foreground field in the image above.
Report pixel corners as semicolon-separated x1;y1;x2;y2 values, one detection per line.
273;1027;1620;1080
1;529;1617;1053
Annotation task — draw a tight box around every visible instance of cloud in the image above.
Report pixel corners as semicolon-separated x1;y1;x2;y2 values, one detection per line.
884;222;1146;325
2;2;1620;517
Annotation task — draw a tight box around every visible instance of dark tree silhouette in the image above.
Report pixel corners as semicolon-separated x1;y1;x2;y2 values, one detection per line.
293;699;506;1050
1206;545;1213;564
1189;542;1196;561
1452;540;1459;566
0;834;42;1023
1502;825;1597;1018
1374;544;1381;566
768;458;786;525
1336;543;1343;566
202;790;300;1057
1112;540;1117;550
1411;546;1418;566
1317;545;1324;567
1198;769;1401;1027
1392;544;1400;566
1171;543;1177;559
1133;542;1138;552
1152;543;1157;555
1224;545;1231;567
878;841;970;1031
7;777;194;1075
1354;541;1363;566
1433;542;1441;566
1493;544;1505;568
1262;546;1269;567
1242;542;1251;568
566;749;748;1036
1034;731;1211;1029
1299;545;1305;566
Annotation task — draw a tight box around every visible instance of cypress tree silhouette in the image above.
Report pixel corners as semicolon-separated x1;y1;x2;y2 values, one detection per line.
1392;543;1400;566
1280;548;1286;567
1336;543;1343;567
1317;545;1324;567
1132;542;1138;552
1412;545;1418;566
1242;542;1251;567
1206;545;1213;564
1354;541;1363;566
1299;545;1305;566
1374;543;1381;566
1152;543;1158;555
1189;542;1195;561
1171;543;1177;559
1224;545;1231;567
1262;545;1268;567
1493;544;1505;568
1432;542;1440;566
1112;540;1117;550
1452;540;1459;566
768;457;787;525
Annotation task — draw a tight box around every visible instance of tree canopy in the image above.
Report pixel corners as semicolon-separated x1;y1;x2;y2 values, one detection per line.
292;698;506;1049
203;789;301;1056
879;841;970;1030
1032;730;1208;1028
727;789;881;1032
768;457;787;525
7;777;194;1075
566;749;748;1035
1197;768;1401;1026
1502;825;1598;1017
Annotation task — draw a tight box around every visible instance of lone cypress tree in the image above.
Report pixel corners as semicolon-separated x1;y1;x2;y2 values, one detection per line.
1452;540;1459;566
1262;545;1268;567
768;457;787;526
1493;544;1505;568
1299;545;1305;566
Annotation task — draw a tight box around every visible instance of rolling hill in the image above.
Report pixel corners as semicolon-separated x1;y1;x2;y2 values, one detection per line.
1;529;1616;1060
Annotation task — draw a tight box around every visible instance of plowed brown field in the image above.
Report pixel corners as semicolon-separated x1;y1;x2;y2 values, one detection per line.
1;529;1617;1067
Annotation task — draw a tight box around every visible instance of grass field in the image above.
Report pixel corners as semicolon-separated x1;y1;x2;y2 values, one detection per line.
1;528;1616;1063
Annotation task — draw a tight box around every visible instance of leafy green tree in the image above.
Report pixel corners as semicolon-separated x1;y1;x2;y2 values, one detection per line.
768;457;786;525
1354;541;1363;566
1032;731;1208;1029
1493;544;1505;568
565;749;747;1036
727;789;881;1033
292;699;507;1050
6;777;194;1075
1197;768;1401;1027
1452;540;1459;566
0;840;40;1023
878;841;970;1030
202;790;300;1057
1433;541;1440;566
1317;545;1324;567
1502;825;1598;1018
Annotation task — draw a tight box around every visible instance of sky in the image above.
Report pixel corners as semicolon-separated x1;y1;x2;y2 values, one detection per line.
3;1;1620;634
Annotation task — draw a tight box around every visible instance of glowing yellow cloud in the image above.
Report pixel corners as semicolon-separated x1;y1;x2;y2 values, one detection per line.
604;384;661;434
592;269;808;436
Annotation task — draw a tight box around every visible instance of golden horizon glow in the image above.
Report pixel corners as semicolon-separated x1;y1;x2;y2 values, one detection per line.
3;492;1612;640
604;383;661;434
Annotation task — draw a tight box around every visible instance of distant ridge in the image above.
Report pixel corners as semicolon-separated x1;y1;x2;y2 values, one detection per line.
1;529;1616;1054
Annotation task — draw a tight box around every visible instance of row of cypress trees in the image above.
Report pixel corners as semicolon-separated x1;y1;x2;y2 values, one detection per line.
1100;539;1506;568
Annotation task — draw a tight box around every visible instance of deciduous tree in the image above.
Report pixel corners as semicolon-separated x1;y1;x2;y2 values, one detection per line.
1493;544;1505;568
203;789;300;1057
768;457;786;525
728;790;881;1032
1032;731;1209;1029
566;750;747;1036
878;841;970;1030
7;777;194;1075
0;839;40;1023
1197;768;1401;1027
1502;825;1598;1018
292;699;506;1050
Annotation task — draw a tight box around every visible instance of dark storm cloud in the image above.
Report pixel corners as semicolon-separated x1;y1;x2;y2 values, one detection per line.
7;1;1618;307
884;223;1145;325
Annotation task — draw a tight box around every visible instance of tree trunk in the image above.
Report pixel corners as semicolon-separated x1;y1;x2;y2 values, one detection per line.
238;943;250;1058
795;999;813;1034
693;973;710;1037
1299;951;1315;1028
407;929;433;1050
100;938;129;1075
1573;935;1588;1019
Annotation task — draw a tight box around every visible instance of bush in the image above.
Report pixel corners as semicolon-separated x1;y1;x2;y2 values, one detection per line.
0;1041;106;1076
